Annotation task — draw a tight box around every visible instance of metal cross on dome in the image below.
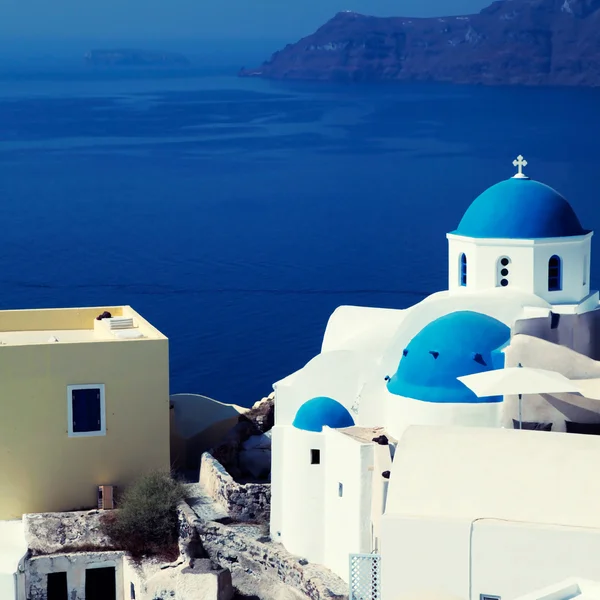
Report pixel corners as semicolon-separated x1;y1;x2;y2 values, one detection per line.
512;155;528;179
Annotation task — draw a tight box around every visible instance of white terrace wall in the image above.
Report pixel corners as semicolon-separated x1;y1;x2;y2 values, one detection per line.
199;452;270;523
323;428;374;582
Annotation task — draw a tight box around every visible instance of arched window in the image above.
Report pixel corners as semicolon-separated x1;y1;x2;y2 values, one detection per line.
497;256;511;287
459;253;467;287
548;255;562;291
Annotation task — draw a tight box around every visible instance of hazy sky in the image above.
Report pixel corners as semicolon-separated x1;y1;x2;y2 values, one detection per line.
0;0;490;42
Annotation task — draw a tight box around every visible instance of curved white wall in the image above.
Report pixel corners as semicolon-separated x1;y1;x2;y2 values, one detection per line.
386;394;502;441
448;233;592;306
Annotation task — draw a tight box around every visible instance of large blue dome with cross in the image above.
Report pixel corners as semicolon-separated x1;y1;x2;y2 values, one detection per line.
452;156;588;240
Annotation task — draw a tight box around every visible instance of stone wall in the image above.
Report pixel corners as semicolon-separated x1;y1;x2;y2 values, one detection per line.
179;502;348;600
24;509;234;600
24;510;113;555
199;452;271;523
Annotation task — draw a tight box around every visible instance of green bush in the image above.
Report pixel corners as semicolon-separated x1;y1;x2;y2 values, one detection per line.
101;471;185;559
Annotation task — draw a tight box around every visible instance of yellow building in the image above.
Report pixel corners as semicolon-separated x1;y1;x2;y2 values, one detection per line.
0;305;170;519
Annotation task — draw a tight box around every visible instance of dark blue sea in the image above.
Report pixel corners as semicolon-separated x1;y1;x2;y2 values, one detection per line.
1;60;600;406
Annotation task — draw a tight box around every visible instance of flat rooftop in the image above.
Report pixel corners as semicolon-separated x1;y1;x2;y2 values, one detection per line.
0;306;165;346
336;426;397;444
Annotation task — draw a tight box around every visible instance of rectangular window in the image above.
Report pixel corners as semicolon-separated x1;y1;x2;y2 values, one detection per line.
85;567;116;600
310;449;320;464
48;572;68;600
68;384;106;437
584;254;588;285
480;595;501;600
338;482;343;497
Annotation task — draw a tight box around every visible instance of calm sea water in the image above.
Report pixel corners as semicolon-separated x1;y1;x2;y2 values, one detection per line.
1;64;599;406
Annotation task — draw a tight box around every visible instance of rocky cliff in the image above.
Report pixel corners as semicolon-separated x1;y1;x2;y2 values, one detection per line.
239;0;600;86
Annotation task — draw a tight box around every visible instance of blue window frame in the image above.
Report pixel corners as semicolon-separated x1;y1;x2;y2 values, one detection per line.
548;255;562;291
460;253;467;286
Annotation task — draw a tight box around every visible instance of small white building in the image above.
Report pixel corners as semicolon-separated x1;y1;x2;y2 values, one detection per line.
270;157;600;596
382;425;600;600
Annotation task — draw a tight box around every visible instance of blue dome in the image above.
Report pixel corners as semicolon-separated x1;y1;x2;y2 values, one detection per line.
292;397;355;432
453;178;588;239
387;311;510;404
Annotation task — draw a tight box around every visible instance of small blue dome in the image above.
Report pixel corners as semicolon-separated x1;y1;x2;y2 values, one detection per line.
453;178;588;239
293;397;355;432
387;311;510;404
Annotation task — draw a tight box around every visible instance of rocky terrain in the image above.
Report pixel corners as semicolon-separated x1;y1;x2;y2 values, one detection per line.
239;0;600;86
211;394;274;481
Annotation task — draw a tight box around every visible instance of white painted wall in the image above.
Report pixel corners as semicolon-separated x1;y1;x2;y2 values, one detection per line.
273;350;367;427
0;520;26;600
385;393;502;441
26;553;125;600
448;235;535;295
447;233;593;307
386;426;600;529
380;427;600;600
322;306;408;355
323;428;374;582
380;515;473;600
471;520;600;600
277;427;326;564
532;236;592;305
381;516;600;600
356;378;390;428
371;444;393;553
0;572;15;600
269;425;285;543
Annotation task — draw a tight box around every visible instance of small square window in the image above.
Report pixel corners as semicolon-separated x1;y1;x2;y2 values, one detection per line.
310;449;320;464
338;483;343;497
68;384;106;437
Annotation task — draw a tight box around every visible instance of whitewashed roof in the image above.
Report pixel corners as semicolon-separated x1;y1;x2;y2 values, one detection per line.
321;305;408;355
386;425;600;529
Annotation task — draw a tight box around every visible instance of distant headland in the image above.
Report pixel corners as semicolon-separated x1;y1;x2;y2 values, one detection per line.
84;49;190;67
239;0;600;87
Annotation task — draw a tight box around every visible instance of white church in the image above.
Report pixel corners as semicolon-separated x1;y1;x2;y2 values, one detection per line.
270;157;600;600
